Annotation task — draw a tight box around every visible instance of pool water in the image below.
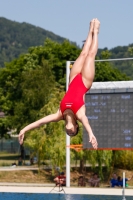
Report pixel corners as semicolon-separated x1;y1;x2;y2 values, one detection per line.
0;193;132;200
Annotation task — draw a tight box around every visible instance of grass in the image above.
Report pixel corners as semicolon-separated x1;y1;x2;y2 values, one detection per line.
0;169;58;184
0;152;29;166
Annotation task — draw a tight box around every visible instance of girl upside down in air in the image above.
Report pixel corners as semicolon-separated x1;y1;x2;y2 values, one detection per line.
19;18;100;150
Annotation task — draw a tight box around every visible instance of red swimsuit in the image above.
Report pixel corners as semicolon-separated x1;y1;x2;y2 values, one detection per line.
60;73;89;115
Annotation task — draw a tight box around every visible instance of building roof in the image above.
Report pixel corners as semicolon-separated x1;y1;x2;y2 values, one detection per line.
88;81;133;93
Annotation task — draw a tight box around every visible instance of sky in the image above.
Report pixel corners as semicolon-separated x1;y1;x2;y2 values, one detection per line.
0;0;133;49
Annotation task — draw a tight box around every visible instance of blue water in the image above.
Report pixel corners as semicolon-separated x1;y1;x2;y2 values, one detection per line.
0;193;132;200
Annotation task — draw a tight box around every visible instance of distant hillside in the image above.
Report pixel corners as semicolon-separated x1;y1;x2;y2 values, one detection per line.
0;17;76;67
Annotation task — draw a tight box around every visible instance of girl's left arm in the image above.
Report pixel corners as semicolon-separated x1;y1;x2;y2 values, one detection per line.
79;114;98;150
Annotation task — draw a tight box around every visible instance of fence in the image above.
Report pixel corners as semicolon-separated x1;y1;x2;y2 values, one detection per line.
0;138;20;153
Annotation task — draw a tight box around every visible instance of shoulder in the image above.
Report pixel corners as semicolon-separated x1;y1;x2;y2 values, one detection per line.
76;105;86;121
77;113;88;126
55;109;63;121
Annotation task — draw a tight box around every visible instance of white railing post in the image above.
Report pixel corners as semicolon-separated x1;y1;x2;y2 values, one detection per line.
122;171;126;200
66;61;70;187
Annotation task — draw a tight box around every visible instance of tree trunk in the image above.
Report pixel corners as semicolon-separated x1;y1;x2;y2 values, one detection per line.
108;150;116;182
79;159;84;174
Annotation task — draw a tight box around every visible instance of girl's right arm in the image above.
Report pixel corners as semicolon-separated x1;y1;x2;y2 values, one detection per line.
18;110;62;145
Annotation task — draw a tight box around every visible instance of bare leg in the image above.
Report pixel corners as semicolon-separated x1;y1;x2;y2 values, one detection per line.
81;19;100;88
69;19;95;83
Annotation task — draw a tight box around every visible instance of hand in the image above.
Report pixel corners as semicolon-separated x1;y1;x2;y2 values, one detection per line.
18;130;25;145
89;134;98;150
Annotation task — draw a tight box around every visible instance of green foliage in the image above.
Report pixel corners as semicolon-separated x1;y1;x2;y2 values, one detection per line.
24;87;66;172
28;38;81;86
24;127;47;167
112;150;133;170
128;47;133;56
95;50;130;81
14;66;54;129
0;38;80;137
98;45;133;79
0;117;11;138
40;87;66;172
0;51;55;135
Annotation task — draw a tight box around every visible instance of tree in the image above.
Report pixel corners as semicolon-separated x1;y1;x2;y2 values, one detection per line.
0;54;55;136
128;46;133;55
0;38;80;137
71;131;112;179
95;50;130;82
28;38;81;86
13;60;55;131
24;86;66;173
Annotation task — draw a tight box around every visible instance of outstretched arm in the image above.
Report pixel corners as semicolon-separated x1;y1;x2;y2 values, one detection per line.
19;110;62;145
80;115;98;149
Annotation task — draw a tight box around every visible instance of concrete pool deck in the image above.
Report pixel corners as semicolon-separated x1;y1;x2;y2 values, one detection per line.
0;183;133;196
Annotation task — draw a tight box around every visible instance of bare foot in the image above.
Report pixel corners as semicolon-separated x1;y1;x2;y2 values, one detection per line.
89;19;95;33
94;18;100;33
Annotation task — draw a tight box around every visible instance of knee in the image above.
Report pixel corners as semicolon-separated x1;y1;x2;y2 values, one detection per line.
87;51;96;58
80;51;88;58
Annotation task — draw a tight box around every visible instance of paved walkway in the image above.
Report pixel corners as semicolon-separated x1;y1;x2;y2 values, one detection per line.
0;166;39;171
0;183;133;196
